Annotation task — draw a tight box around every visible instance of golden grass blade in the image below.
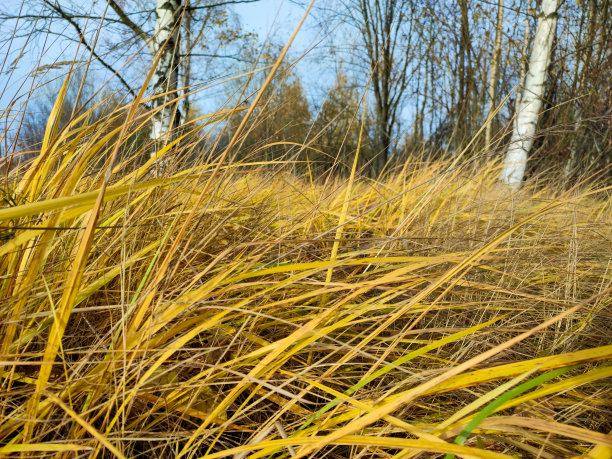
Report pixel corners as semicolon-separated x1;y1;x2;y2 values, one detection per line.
0;176;185;222
0;443;92;453
103;306;247;435
321;348;612;445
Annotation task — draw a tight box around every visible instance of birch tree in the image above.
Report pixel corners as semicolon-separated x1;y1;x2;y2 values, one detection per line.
499;0;560;188
148;0;183;152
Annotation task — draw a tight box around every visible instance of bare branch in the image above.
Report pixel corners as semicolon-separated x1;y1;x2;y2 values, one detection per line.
42;0;137;98
107;0;150;43
188;0;261;11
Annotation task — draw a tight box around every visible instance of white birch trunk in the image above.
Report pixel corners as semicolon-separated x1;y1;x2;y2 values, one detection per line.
499;0;560;189
149;0;182;157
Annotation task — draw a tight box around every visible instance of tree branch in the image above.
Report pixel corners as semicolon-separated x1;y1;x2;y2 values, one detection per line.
0;13;131;24
107;0;150;43
43;0;137;98
188;0;261;11
181;52;251;62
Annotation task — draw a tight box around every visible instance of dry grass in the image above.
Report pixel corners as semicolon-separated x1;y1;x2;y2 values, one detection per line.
1;62;611;459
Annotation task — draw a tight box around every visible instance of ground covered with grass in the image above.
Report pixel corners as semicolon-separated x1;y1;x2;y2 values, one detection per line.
1;93;611;458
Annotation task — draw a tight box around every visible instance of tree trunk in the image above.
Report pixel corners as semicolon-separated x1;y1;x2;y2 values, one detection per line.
499;0;560;188
485;0;504;150
514;13;531;131
149;0;182;157
181;0;192;125
358;0;412;175
457;0;472;145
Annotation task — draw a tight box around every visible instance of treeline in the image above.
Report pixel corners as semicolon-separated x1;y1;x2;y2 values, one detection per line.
228;0;610;181
2;0;610;182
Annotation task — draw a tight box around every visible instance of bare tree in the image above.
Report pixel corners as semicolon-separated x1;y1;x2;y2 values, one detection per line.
353;0;415;173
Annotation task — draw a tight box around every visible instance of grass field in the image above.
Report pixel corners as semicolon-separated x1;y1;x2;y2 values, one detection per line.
0;66;611;458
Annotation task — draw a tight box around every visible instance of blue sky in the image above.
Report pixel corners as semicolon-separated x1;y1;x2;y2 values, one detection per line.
238;0;305;41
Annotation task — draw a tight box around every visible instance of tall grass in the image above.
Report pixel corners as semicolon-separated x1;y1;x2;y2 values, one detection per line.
1;44;612;458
